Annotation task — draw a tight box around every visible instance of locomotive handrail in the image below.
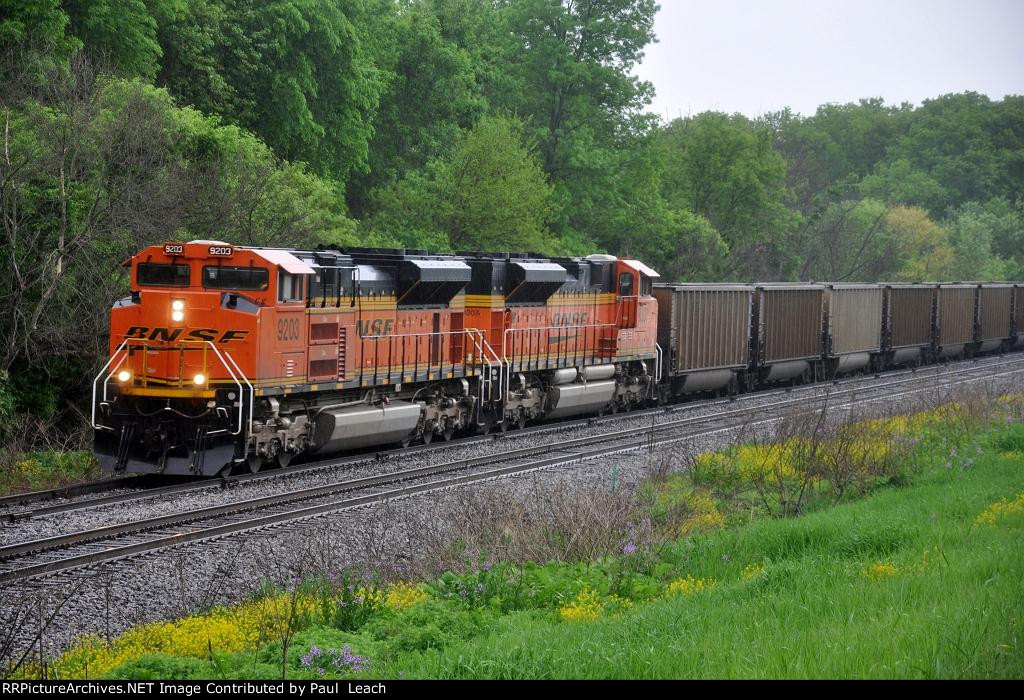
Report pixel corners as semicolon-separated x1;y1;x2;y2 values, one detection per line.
357;327;502;426
221;351;254;438
501;323;618;393
356;327;497;388
200;342;247;436
91;339;129;431
464;328;504;409
94;339;250;438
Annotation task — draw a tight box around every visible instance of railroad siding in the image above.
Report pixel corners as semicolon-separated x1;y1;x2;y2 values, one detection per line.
756;285;825;363
827;285;883;356
654;284;753;372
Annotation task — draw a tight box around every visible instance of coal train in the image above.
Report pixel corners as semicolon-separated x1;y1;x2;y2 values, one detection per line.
92;241;1023;477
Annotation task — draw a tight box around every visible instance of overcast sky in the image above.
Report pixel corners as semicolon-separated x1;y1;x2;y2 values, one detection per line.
634;0;1024;120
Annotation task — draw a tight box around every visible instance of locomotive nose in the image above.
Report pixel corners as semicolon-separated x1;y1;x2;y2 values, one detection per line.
156;290;218;325
116;289;227;386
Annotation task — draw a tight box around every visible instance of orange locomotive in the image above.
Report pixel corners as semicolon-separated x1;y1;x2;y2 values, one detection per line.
93;241;661;476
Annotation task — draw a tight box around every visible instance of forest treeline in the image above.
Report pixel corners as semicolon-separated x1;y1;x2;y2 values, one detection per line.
1;0;1023;453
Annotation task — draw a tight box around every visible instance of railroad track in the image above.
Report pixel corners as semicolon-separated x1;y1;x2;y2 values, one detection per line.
3;352;1022;525
0;476;142;510
1;357;1021;585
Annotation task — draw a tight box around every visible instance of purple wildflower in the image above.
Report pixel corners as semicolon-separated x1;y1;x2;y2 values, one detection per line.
623;542;637;555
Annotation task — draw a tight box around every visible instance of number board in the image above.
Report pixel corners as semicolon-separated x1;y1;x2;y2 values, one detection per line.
208;246;233;257
163;243;184;255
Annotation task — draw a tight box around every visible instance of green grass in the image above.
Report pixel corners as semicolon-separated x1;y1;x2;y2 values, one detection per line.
371;445;1023;678
84;420;1024;679
0;450;101;496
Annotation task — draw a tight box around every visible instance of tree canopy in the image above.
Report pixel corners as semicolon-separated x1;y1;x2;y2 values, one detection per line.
2;0;1023;450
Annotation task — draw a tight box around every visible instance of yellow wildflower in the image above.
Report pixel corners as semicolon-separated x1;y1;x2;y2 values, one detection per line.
741;563;764;580
975;492;1024;526
45;592;316;680
863;561;900;580
385;582;428;609
679;491;725;535
605;594;634;611
558;588;603;623
665;575;715;596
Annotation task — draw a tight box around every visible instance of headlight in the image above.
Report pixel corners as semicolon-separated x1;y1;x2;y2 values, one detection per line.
193;373;206;386
171;309;185;322
171;299;185;311
117;369;132;383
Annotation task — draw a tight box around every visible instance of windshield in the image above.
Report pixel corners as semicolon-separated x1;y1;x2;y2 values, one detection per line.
203;266;269;291
137;263;190;287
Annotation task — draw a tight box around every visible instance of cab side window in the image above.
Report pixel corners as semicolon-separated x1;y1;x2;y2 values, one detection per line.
618;272;634;298
278;271;304;303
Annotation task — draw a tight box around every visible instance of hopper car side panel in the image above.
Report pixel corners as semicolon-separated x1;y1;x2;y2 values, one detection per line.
977;284;1014;352
653;284;753;394
752;285;825;384
936;284;977;357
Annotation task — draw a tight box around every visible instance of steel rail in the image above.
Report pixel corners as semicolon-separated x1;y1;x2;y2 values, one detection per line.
4;353;1024;523
1;361;1021;585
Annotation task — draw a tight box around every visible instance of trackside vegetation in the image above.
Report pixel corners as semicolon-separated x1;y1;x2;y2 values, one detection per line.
15;396;1023;679
0;452;100;495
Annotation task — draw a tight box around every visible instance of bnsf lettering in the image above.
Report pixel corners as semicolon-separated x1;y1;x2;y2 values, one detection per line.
124;327;249;343
357;319;394;337
551;312;588;326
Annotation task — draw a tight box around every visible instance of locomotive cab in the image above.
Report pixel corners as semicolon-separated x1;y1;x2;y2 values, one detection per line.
94;241;309;476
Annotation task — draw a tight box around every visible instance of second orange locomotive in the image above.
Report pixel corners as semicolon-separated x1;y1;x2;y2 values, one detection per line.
94;242;661;475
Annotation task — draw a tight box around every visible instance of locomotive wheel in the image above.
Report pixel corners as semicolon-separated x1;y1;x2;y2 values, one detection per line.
517;412;527;430
443;422;455;441
422;430;433;445
246;455;263;474
275;451;293;469
499;419;509;434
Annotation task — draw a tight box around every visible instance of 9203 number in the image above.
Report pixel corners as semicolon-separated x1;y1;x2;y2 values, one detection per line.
277;318;300;341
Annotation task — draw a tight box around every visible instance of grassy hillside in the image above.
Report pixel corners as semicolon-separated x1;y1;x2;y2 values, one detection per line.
17;404;1024;680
